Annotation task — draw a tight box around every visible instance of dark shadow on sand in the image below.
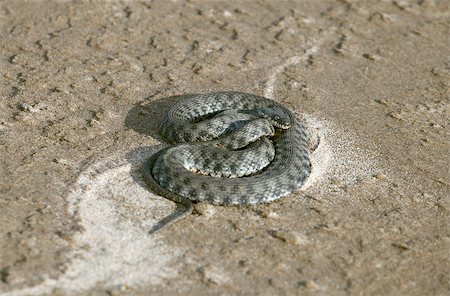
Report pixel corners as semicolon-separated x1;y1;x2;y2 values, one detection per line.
124;94;198;141
124;94;198;234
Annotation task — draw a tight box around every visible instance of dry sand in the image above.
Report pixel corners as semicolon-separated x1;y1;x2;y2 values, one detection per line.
0;1;449;295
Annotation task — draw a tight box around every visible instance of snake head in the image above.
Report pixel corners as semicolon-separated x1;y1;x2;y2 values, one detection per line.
253;107;291;129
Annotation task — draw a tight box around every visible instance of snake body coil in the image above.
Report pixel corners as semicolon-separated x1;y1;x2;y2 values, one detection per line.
143;92;310;229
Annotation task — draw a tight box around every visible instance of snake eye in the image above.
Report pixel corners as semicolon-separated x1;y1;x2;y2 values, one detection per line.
274;115;280;121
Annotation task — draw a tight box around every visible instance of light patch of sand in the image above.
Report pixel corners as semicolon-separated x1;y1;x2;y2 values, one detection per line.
302;114;380;192
265;46;380;195
4;149;180;296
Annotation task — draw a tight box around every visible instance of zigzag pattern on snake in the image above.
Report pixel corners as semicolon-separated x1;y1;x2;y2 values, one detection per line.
143;92;310;231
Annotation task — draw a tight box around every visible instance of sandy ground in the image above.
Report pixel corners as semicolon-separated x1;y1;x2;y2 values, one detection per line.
0;0;449;295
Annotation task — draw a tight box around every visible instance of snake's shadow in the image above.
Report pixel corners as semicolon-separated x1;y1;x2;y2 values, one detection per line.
124;94;198;141
124;94;198;234
124;93;199;178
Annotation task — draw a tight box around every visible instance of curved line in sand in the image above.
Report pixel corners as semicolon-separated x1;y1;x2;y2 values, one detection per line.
263;44;380;193
3;149;181;296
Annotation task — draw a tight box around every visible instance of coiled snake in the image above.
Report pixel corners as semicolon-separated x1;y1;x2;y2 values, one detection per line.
143;92;310;232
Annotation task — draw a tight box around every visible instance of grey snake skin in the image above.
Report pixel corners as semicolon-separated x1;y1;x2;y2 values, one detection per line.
143;92;310;232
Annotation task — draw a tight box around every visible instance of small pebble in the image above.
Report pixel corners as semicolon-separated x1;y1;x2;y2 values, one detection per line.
270;230;307;246
194;203;217;217
330;177;345;187
106;284;128;296
388;111;405;120
200;266;230;285
393;0;412;11
223;10;232;17
297;279;318;289
259;210;279;219
429;122;442;128
363;53;382;61
53;158;72;165
14;113;31;122
421;192;433;199
0;267;10;284
373;173;387;180
431;66;449;77
374;99;388;106
19;102;47;113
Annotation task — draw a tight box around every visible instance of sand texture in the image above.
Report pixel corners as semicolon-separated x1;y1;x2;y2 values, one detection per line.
0;0;449;295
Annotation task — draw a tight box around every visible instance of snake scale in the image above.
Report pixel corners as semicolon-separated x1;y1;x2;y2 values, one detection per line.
143;91;310;232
